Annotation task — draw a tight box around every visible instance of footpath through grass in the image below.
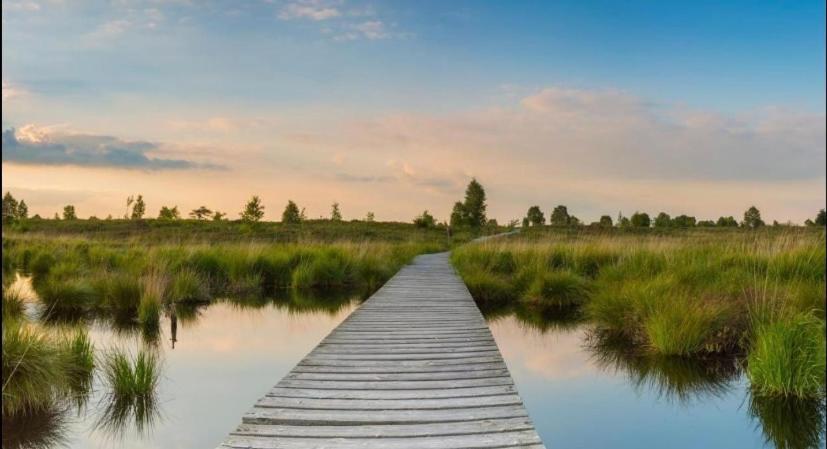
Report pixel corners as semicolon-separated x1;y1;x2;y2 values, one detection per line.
451;226;826;399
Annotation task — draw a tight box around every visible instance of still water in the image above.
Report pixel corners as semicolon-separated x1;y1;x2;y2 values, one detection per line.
5;289;825;449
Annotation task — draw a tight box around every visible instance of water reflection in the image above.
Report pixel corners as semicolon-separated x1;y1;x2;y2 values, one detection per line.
586;331;740;404
2;402;71;449
488;311;826;449
749;395;826;449
6;286;361;449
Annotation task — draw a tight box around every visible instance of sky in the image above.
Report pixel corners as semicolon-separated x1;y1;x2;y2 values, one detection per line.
2;0;825;223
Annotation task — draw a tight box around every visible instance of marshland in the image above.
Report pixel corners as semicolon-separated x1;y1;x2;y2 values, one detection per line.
3;195;825;448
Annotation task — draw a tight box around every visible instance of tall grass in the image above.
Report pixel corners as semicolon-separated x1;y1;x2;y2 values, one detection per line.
2;321;94;415
97;348;161;434
748;315;826;398
3;284;26;321
452;228;826;398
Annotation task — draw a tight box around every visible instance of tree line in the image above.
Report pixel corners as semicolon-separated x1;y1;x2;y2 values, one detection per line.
520;204;826;229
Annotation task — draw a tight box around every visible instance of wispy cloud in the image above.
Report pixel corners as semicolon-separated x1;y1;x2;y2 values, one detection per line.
2;125;223;170
2;80;27;101
278;0;341;21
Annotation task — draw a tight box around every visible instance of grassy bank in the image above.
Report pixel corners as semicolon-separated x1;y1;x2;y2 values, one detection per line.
451;227;826;398
3;217;462;245
3;235;444;318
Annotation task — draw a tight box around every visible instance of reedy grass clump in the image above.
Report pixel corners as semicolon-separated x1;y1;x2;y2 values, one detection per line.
2;321;94;415
747;315;826;398
97;348;161;434
36;278;98;317
169;269;209;303
138;271;166;340
3;284;26;321
452;229;826;397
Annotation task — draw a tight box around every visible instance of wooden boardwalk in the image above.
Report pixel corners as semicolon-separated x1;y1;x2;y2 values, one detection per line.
217;252;545;449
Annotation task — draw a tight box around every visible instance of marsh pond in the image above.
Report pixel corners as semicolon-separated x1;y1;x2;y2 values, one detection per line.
4;275;823;449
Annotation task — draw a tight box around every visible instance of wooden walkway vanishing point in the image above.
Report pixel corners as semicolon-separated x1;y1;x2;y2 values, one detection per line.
217;252;546;449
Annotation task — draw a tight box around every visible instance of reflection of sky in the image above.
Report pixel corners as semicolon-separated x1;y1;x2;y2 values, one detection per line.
71;302;356;449
490;317;767;449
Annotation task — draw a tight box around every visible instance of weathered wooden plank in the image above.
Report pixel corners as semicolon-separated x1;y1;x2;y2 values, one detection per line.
266;385;518;400
292;362;508;374
274;376;514;390
220;431;542;448
284;369;510;381
232;417;536;438
242;404;530;425
255;394;523;410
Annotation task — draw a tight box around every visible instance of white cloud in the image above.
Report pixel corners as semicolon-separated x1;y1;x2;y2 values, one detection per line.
3;1;41;12
278;0;341;21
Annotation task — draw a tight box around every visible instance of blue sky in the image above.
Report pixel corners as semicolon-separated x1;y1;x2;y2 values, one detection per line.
2;0;825;222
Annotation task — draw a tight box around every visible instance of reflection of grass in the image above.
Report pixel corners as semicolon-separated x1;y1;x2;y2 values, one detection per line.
586;330;739;404
1;400;70;449
96;348;161;436
749;394;826;449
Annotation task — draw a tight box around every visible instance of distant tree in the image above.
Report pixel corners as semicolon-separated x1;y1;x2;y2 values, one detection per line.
130;195;146;220
125;195;134;219
89;215;99;221
697;220;716;227
413;210;436;228
17;200;28;220
599;215;613;227
654;212;672;228
522;217;529;228
742;206;764;229
507;219;520;229
365;212;375;223
158;206;180;220
330;202;342;221
282;200;302;224
190;206;213;220
630;212;651;228
53;212;60;220
462;179;487;228
815;209;826;226
2;192;19;223
804;219;815;226
62;205;77;220
568;216;581;226
106;214;113;220
616;212;631;228
241;196;265;222
672;215;696;228
31;214;42;220
549;205;571;226
212;211;226;221
525;206;545;226
716;216;738;227
450;202;466;228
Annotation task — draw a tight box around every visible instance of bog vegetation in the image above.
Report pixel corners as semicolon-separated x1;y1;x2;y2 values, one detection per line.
452;227;826;399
